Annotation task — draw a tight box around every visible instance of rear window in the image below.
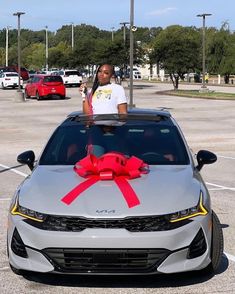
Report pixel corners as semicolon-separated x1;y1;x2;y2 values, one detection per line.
6;73;18;77
43;76;63;83
64;71;81;76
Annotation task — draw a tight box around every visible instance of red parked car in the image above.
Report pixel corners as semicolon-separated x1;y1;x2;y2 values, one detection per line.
5;66;30;81
25;74;66;100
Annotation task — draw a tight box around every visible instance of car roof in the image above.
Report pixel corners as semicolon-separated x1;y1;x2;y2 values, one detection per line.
68;108;170;117
63;108;172;126
0;71;19;75
32;74;61;77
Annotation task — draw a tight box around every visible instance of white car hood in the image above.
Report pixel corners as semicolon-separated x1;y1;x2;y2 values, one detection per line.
19;165;201;218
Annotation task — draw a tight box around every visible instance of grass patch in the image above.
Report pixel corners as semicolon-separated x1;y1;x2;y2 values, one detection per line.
159;89;235;100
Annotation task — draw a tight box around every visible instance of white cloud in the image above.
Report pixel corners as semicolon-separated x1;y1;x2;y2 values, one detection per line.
148;7;177;16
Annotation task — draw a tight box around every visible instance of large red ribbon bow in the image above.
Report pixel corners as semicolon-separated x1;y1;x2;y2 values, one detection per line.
61;152;149;208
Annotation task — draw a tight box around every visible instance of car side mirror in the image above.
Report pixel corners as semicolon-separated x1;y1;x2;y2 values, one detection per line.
196;150;217;171
17;150;35;171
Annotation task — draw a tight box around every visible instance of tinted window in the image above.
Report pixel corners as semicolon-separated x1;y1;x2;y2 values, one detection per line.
39;122;189;166
43;76;63;83
32;76;41;83
64;71;80;76
6;73;18;77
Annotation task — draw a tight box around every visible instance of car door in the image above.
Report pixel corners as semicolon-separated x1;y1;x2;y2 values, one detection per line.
31;76;41;96
0;73;3;86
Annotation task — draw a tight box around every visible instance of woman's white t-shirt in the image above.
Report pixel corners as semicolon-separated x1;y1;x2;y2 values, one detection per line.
90;83;127;114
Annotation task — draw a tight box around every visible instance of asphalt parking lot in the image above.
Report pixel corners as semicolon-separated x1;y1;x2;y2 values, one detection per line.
0;82;235;293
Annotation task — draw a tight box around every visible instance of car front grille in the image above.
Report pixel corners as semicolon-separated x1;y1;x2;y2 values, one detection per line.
24;215;191;232
42;248;170;273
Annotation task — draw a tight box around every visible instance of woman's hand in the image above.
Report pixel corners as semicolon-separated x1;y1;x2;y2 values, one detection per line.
79;83;87;97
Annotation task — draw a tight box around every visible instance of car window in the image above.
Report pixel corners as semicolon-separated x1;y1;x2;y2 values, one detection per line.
6;73;18;77
43;76;63;83
31;76;41;83
64;71;80;76
39;122;189;166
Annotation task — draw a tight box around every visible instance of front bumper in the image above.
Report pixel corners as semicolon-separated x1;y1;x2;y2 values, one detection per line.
8;214;212;274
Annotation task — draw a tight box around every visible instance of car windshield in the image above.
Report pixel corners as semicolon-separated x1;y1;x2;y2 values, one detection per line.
39;121;189;166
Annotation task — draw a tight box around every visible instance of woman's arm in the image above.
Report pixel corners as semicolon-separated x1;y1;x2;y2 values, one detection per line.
118;103;127;114
82;98;91;115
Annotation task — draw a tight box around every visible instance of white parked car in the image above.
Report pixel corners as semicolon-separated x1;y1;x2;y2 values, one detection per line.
8;109;223;276
0;72;23;89
126;68;142;80
55;69;83;87
133;70;142;79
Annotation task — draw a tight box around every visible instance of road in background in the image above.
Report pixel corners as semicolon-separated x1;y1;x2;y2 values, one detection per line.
0;82;234;293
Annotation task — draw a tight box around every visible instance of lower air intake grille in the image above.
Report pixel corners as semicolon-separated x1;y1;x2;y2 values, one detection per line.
42;248;170;273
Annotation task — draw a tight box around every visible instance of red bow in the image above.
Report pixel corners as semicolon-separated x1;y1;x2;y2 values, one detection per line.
61;152;149;208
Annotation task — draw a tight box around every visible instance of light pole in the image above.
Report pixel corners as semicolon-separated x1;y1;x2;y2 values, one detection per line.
120;21;130;80
71;22;74;50
129;0;135;108
45;26;49;72
120;21;129;45
197;13;212;90
13;12;25;94
5;26;11;67
111;27;115;41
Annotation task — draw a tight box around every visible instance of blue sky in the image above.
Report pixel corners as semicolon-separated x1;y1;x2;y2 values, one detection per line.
1;0;234;32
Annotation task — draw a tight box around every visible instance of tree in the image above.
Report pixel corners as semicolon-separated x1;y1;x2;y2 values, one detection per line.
207;23;235;83
0;47;5;65
152;25;201;89
22;43;45;69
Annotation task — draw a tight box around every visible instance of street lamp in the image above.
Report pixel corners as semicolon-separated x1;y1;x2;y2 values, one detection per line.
120;21;130;80
45;26;49;72
197;13;212;90
111;27;115;41
13;11;25;94
120;21;129;45
5;26;11;67
129;0;135;108
71;22;74;50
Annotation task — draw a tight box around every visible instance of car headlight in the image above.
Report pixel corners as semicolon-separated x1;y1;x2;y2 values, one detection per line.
169;191;208;223
11;194;46;223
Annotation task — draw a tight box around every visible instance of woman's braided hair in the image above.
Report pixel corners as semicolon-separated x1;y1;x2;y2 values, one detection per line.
91;64;115;96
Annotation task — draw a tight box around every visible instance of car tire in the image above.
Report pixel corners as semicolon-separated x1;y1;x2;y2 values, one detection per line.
36;91;42;101
1;82;6;89
206;210;224;273
60;95;66;100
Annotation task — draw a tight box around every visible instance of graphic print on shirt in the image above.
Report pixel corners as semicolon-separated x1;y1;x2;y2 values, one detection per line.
93;89;112;101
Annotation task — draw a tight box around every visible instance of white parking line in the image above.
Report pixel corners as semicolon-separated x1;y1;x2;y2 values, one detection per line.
206;182;235;191
0;164;27;177
0;266;9;271
218;155;235;160
0;198;11;201
225;252;235;263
